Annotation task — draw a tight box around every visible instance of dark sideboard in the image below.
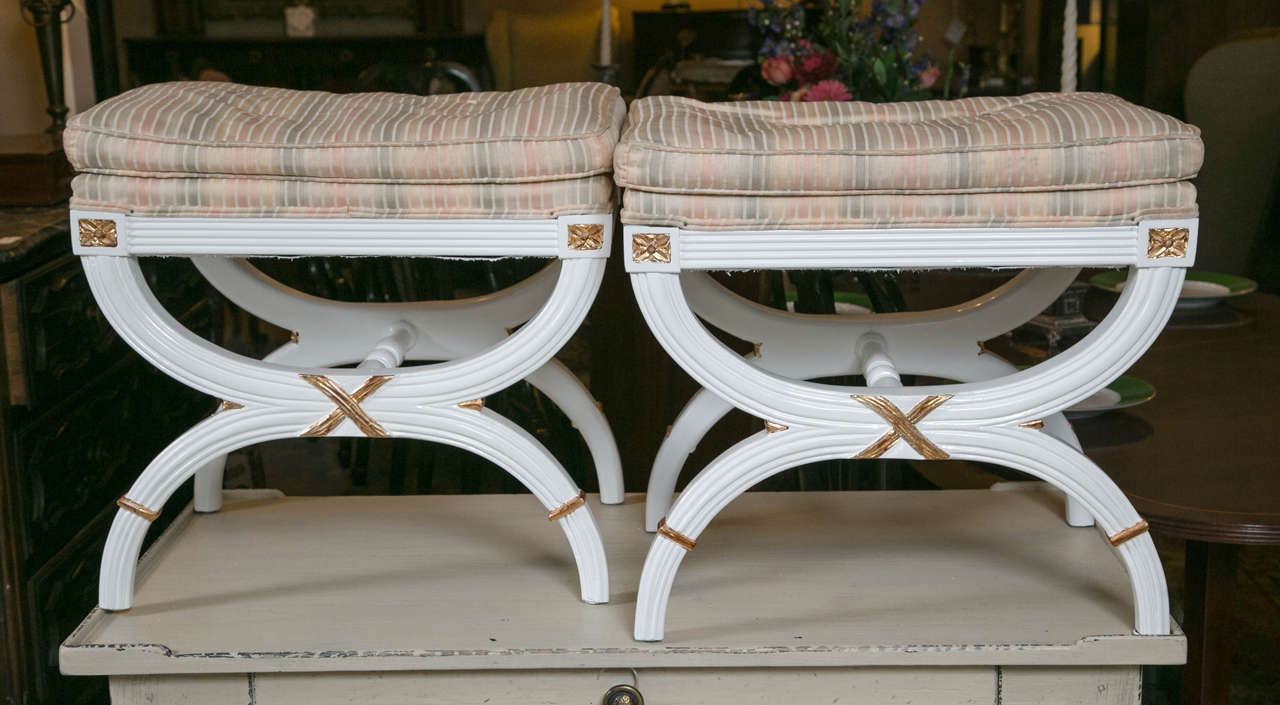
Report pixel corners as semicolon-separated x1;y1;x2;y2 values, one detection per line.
0;205;213;705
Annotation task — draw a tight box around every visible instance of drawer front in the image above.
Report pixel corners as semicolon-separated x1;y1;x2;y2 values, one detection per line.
111;668;996;705
15;359;209;568
1;254;121;408
108;667;1141;705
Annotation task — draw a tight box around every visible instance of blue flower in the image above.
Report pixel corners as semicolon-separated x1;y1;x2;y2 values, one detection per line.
761;37;794;59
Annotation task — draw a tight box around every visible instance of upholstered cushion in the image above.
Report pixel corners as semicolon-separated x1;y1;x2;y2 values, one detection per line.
616;93;1202;194
624;182;1197;230
70;173;613;220
615;92;1201;229
67;82;624;184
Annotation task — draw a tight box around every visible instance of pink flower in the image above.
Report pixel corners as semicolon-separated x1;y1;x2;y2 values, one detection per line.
794;50;838;84
760;56;794;86
803;80;852;102
918;65;942;90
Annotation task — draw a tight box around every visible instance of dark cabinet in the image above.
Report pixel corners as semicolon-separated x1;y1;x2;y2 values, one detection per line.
123;34;489;94
0;205;213;705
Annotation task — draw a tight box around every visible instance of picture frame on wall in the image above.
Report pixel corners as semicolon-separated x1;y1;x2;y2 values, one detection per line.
153;0;462;37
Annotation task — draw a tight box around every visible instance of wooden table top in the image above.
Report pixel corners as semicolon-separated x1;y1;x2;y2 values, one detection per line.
1080;292;1280;544
62;489;1183;676
0;203;66;266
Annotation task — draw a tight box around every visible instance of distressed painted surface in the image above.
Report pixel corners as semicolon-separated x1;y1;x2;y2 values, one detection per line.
109;667;1144;705
65;491;1183;676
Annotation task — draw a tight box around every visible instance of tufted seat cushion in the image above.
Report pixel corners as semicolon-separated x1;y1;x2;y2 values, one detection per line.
614;92;1202;229
65;82;625;218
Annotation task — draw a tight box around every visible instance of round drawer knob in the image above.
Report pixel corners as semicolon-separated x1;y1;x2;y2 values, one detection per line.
602;683;644;705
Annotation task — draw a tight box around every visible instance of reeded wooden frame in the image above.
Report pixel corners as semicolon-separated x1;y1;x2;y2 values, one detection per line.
625;219;1197;641
74;210;618;611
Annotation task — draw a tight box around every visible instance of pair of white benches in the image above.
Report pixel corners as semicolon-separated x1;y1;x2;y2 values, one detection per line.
67;78;1199;641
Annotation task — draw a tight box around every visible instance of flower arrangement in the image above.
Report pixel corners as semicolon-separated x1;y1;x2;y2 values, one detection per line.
748;0;967;102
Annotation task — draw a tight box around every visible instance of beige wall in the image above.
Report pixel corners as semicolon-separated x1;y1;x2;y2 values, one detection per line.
0;9;55;136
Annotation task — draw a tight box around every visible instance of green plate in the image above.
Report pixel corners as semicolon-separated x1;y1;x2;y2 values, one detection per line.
1090;269;1257;309
1065;375;1157;417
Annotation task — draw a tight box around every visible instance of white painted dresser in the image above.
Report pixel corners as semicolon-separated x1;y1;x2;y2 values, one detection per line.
62;488;1183;704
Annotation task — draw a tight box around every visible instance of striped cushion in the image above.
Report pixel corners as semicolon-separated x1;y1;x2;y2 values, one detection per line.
624;182;1196;230
615;92;1201;229
71;173;613;220
65;82;624;218
67;82;625;183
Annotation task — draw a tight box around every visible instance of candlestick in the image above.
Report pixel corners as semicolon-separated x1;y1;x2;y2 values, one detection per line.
20;0;74;133
600;0;612;67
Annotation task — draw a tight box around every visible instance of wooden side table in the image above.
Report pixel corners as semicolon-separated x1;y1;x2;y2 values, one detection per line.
1084;293;1280;705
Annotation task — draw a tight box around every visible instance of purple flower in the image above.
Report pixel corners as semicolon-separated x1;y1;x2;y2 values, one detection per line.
910;56;931;80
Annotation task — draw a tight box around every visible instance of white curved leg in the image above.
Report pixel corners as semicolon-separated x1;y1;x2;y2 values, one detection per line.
190;333;320;514
1065;495;1093;526
680;268;1080;380
644;388;735;531
84;252;610;413
645;271;1078;532
190;257;622;505
102;405;608;610
189;355;625;514
1040;414;1094;526
192;456;227;512
940;428;1168;634
636;428;858;640
191;256;562;364
525;359;624;504
635;425;1167;640
631;268;1182;428
914;349;1095;527
662;273;1101;528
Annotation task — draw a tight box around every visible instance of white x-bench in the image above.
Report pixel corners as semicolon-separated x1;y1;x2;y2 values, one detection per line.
67;81;625;610
616;87;1202;641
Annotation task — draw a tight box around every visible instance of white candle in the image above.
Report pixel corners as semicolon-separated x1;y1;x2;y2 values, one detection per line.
601;0;612;66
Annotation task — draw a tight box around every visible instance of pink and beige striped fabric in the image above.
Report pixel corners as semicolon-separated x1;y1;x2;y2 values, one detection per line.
66;82;624;218
71;173;615;220
615;92;1202;229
